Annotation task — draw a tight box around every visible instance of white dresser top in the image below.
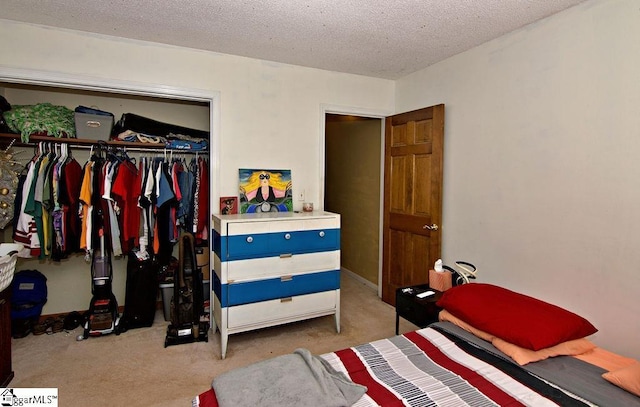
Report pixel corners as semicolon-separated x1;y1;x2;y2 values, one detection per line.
213;211;339;222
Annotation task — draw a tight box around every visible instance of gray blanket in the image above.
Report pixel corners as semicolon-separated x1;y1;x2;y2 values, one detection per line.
212;348;367;407
432;322;640;407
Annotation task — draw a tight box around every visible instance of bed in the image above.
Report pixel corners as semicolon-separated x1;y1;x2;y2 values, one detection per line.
194;283;640;407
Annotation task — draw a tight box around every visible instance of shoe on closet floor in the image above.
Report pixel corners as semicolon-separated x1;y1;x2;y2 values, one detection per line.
11;318;33;338
33;317;54;335
51;315;65;333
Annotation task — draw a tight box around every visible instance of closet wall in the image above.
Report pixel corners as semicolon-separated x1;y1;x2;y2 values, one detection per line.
0;83;210;314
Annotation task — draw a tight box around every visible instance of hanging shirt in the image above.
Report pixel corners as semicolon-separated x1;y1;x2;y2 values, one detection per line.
137;158;148;255
58;157;82;254
195;158;209;241
112;159;140;253
192;159;200;235
41;152;59;258
101;161;122;257
177;160;194;227
28;153;49;259
79;161;93;254
51;160;66;261
14;157;42;257
170;161;182;241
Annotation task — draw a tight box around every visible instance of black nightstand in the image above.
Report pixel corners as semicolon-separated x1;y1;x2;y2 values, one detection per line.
395;284;443;335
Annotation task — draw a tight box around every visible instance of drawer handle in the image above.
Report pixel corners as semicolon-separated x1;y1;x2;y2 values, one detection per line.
280;297;293;302
280;253;293;258
246;236;253;243
284;233;291;240
319;231;325;238
281;275;293;282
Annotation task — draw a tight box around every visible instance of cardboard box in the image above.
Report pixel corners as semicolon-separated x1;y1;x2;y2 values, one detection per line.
74;112;114;140
195;246;210;280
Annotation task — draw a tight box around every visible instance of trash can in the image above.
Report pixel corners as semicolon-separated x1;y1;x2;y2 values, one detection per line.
159;283;173;321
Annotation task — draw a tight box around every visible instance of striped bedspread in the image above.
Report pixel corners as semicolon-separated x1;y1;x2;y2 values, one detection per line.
195;324;592;407
320;326;586;407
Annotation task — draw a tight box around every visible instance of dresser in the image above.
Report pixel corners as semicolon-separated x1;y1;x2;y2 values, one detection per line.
212;211;341;359
0;287;13;386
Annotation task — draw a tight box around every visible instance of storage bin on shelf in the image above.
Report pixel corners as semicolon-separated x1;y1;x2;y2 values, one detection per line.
74;106;115;140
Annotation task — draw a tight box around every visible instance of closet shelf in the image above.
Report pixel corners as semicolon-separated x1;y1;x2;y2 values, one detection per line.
0;133;208;152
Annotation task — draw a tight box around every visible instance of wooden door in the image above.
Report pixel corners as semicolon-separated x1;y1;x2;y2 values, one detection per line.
381;104;444;305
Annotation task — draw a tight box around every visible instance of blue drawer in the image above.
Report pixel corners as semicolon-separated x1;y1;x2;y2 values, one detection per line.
224;228;339;261
223;270;340;307
212;228;223;258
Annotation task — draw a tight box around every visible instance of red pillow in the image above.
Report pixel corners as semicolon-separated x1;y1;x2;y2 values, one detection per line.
436;283;597;350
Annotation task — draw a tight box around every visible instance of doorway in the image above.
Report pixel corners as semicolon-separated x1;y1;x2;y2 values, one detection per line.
324;114;383;290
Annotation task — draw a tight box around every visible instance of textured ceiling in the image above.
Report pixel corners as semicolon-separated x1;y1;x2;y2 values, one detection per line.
1;0;588;79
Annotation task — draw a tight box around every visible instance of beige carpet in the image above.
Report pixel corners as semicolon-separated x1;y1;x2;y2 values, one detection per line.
10;273;418;406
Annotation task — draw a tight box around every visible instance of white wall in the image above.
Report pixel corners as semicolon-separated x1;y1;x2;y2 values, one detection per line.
396;0;640;359
0;19;394;208
0;19;394;314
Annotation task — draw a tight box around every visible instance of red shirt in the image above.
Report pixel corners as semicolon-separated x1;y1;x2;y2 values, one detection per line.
112;160;141;251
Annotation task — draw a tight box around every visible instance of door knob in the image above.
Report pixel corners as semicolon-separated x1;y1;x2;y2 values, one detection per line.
423;223;439;231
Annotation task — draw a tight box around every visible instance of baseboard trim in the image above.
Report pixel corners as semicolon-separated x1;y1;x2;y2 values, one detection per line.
38;306;126;323
341;267;378;293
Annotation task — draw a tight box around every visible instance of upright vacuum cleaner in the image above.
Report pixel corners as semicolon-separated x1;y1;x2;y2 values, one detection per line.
79;216;120;340
165;233;208;347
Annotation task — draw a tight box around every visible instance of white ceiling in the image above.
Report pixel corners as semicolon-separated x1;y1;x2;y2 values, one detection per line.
2;0;588;80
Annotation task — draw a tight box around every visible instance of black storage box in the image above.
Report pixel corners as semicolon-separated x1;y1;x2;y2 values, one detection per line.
111;113;209;140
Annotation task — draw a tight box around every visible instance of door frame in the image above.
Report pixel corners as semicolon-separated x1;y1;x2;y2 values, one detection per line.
320;104;392;297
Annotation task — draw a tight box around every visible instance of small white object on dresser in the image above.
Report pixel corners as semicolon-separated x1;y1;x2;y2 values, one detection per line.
211;211;341;358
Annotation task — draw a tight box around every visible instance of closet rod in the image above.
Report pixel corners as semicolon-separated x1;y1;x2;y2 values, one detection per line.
0;133;206;155
59;143;204;154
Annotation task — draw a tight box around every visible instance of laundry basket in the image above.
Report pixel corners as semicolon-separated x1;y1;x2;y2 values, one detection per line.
0;243;22;292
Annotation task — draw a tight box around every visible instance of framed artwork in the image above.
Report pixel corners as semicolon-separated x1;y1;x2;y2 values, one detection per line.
220;196;238;215
239;169;293;213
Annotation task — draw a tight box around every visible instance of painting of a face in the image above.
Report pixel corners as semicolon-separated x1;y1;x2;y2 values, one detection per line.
239;169;293;213
220;196;238;215
259;172;270;186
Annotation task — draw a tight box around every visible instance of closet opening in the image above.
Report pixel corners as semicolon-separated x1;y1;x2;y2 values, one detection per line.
0;68;220;325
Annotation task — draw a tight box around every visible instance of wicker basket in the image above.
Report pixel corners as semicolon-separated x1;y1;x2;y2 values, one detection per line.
0;243;22;292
